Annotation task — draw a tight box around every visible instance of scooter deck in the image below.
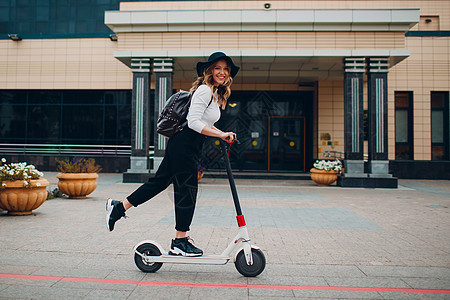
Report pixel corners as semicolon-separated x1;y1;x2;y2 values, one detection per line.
137;252;232;265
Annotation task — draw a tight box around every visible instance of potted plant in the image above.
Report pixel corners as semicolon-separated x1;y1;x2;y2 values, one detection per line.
56;157;102;199
310;159;343;186
0;158;49;215
197;158;206;180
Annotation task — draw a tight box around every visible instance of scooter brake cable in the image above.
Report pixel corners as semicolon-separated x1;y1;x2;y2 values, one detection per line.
227;139;240;157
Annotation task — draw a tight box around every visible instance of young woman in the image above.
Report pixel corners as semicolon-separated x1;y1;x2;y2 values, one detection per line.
106;52;239;257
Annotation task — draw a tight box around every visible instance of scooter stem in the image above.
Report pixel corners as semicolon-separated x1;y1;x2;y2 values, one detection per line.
221;141;243;218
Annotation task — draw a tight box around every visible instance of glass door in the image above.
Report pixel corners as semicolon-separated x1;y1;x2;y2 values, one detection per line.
269;117;305;171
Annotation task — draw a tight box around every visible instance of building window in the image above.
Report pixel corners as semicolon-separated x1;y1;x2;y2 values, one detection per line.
431;92;449;160
0;90;132;145
395;92;414;160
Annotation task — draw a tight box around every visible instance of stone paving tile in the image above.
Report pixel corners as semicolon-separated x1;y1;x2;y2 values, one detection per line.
0;264;43;275
194;272;249;284
249;287;295;297
262;264;367;278
51;279;137;291
249;297;296;300
292;289;384;299
189;287;248;299
358;266;450;278
324;277;411;288
142;269;199;282
105;270;146;282
30;267;111;280
378;292;449;300
0;284;11;294
400;277;450;290
249;275;328;287
0;277;56;287
127;285;192;300
0;285;91;300
82;289;134;300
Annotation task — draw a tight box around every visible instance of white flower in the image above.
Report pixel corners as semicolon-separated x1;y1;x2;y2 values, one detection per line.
313;159;342;172
36;183;41;187
0;160;43;182
1;183;6;187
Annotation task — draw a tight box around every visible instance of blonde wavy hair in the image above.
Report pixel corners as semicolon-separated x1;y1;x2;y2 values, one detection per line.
190;59;233;109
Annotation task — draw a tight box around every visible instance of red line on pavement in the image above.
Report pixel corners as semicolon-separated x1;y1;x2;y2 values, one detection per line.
1;273;449;295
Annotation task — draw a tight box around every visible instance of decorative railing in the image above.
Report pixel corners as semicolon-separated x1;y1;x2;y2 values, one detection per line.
0;144;154;156
324;150;368;161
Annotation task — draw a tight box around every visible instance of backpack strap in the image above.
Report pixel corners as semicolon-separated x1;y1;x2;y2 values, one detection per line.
207;95;213;108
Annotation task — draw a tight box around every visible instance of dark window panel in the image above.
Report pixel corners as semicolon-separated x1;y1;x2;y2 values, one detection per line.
17;0;33;7
117;104;131;145
0;22;8;33
27;105;61;143
64;90;104;105
104;106;117;141
0;7;9;21
36;0;50;6
35;21;49;33
0;90;27;104
431;91;449;160
36;6;50;21
28;90;61;104
0;105;26;140
62;105;103;143
0;89;131;145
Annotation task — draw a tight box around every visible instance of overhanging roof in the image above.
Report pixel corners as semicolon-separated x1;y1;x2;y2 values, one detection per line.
114;49;410;83
105;8;419;32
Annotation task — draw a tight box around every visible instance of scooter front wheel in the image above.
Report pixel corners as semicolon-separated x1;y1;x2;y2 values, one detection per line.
134;243;163;273
235;248;266;277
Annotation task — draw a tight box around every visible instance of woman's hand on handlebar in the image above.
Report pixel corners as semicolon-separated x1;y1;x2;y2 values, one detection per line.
221;132;237;143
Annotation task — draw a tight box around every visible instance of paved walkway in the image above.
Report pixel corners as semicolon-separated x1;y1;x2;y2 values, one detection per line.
1;173;449;299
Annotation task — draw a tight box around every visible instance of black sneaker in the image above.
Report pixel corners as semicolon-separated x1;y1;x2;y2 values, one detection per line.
106;198;126;232
169;237;203;257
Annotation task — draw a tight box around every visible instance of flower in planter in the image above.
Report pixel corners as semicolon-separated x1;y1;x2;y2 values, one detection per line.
197;158;206;180
56;157;102;173
55;158;101;199
0;158;44;188
313;159;343;172
46;188;66;200
197;158;206;174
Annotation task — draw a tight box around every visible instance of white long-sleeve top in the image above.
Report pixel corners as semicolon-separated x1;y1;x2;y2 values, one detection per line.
187;84;221;134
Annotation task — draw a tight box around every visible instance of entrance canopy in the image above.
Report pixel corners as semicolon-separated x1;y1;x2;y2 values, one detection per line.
113;49;411;83
106;7;419;83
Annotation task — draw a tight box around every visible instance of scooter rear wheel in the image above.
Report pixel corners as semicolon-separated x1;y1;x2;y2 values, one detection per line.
234;248;266;277
134;243;163;273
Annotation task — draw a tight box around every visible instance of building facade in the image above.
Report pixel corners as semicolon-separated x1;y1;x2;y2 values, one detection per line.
1;1;449;184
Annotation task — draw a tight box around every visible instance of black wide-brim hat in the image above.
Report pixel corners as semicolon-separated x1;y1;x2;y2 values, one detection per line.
196;52;240;78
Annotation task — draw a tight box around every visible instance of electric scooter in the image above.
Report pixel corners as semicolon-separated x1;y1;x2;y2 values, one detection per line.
133;139;266;277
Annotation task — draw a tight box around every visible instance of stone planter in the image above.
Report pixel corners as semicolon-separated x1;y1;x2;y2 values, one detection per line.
56;173;98;199
310;168;339;186
0;178;49;215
